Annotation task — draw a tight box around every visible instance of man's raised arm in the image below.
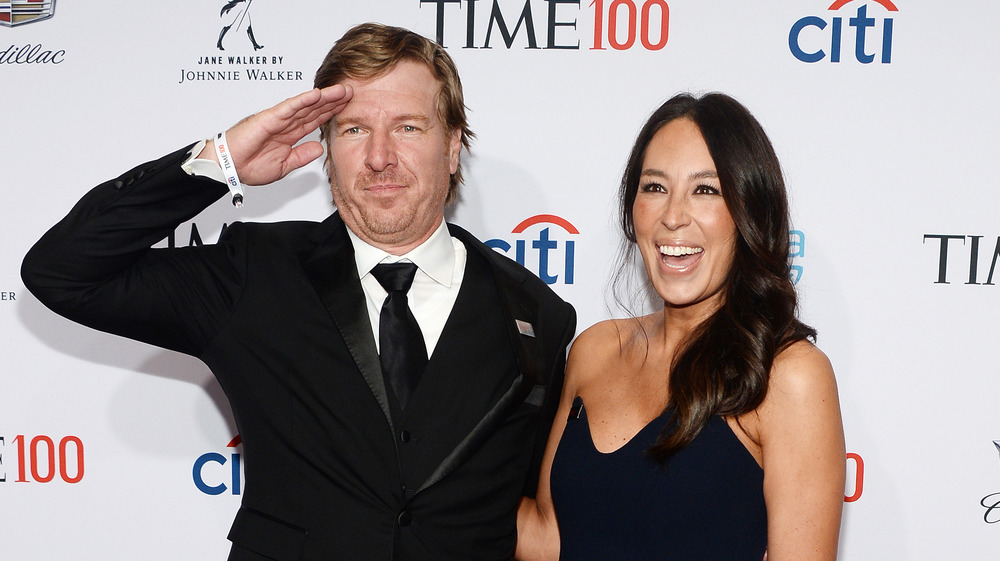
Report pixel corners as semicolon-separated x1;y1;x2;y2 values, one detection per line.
20;85;352;354
195;84;352;185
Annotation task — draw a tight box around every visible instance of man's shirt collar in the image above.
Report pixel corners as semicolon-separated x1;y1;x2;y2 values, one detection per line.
347;220;456;288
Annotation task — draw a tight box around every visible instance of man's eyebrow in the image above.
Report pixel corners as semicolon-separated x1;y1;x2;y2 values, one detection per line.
395;113;432;124
332;114;363;128
332;113;432;127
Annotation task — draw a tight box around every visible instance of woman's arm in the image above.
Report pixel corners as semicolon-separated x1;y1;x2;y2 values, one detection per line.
515;349;578;561
516;321;618;561
757;341;846;561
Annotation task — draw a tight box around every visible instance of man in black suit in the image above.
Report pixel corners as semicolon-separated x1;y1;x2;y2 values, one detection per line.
21;23;575;561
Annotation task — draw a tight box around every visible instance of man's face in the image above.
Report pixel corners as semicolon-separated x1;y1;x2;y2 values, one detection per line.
328;60;461;254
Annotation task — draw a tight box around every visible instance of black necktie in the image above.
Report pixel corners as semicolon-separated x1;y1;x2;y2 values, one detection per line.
371;263;427;411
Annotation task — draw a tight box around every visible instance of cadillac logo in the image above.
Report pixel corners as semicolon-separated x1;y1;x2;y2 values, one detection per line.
0;0;55;27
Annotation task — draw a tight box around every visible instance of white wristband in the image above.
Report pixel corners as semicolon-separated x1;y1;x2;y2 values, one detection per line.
215;131;244;207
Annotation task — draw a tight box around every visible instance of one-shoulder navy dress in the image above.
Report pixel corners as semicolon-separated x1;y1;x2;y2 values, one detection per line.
550;397;767;561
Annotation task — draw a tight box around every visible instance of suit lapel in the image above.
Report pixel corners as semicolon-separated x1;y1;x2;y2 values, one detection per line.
453;224;547;387
414;225;547;494
299;214;395;433
299;218;548;494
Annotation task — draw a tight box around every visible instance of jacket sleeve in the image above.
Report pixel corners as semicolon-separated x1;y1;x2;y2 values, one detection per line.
523;297;576;496
21;144;245;357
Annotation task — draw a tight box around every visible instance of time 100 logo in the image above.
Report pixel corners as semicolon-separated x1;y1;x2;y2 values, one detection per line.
590;0;668;50
0;435;85;484
422;0;669;51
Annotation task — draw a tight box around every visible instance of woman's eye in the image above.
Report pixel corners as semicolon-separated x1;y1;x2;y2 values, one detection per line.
695;184;720;195
641;183;664;193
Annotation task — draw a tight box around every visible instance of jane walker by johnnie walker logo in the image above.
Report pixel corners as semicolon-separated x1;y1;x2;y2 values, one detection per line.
217;0;263;51
177;0;303;84
0;0;55;27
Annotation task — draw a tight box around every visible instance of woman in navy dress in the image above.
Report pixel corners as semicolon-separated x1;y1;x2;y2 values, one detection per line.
517;93;845;561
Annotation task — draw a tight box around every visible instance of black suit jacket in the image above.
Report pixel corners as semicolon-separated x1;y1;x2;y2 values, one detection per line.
21;145;576;561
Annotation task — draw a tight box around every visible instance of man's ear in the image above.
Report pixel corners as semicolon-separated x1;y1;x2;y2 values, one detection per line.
448;128;461;174
323;143;335;181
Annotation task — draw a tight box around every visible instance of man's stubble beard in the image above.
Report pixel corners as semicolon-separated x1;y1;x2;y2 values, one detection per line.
330;170;443;242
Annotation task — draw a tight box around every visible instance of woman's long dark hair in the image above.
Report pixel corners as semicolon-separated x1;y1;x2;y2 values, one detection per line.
615;93;815;462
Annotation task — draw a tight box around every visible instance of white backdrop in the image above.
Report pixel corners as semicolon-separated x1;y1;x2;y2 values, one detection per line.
2;0;999;559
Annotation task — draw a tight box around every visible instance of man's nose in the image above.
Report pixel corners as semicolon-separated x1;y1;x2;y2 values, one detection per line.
365;130;398;172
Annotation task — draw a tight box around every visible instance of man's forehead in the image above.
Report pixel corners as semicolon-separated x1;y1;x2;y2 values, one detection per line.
347;84;432;106
347;63;438;101
334;94;436;127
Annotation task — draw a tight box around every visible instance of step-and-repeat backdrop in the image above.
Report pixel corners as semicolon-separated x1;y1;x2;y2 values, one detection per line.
2;1;997;559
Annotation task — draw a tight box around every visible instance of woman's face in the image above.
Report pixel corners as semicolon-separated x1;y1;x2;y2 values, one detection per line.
632;118;737;314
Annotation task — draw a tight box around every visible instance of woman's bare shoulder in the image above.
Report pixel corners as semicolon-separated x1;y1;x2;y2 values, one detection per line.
565;317;647;392
754;339;842;446
769;340;836;396
569;317;652;360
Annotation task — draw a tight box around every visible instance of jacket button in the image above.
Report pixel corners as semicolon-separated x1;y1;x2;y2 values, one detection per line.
400;430;410;443
397;510;412;527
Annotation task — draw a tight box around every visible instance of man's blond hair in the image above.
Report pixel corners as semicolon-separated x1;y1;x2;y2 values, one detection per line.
315;23;474;203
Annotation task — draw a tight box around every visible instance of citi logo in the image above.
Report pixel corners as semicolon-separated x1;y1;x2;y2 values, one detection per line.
193;435;243;495
486;214;578;285
789;0;897;64
790;230;805;285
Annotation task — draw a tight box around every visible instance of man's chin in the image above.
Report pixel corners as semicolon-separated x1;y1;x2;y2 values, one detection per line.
356;214;418;242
